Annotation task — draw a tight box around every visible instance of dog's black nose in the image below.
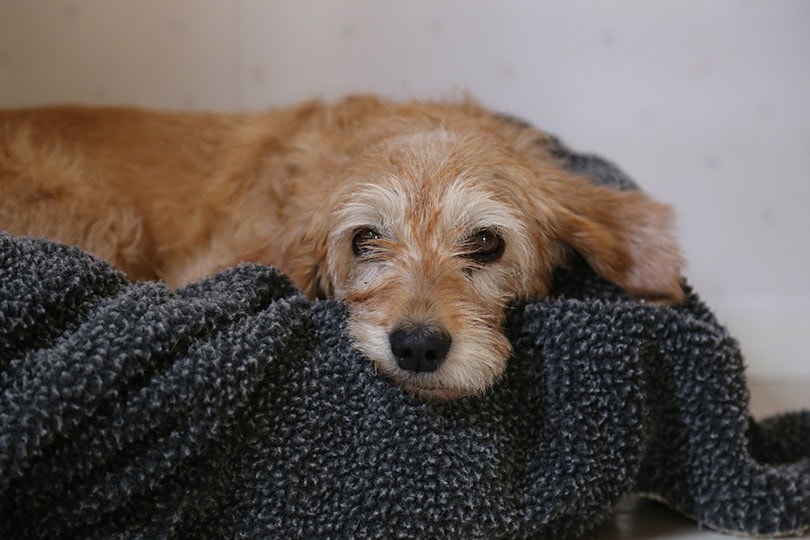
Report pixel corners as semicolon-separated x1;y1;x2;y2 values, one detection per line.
389;325;452;373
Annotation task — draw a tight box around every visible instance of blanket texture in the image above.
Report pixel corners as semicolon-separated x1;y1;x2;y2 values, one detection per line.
1;141;809;539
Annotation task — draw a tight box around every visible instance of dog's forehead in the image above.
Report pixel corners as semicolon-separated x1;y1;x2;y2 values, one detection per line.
337;131;527;238
384;128;511;176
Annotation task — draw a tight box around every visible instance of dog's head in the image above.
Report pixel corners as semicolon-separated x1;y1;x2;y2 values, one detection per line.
303;101;683;400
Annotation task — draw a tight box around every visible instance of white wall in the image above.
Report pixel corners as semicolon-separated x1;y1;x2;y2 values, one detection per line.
1;0;808;378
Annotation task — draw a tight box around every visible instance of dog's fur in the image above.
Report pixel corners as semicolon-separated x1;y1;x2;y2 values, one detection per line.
0;95;683;400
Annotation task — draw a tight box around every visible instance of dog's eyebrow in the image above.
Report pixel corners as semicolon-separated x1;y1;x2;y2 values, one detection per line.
441;179;527;237
331;181;406;236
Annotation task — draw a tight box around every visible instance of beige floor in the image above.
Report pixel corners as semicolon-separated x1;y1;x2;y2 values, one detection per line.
579;378;810;539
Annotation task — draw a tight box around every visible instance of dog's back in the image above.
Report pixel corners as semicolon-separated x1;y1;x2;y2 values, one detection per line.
0;106;231;280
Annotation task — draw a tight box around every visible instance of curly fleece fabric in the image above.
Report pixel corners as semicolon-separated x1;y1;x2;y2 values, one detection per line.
1;145;809;539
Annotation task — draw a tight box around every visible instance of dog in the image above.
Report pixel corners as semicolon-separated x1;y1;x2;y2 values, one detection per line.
0;94;684;400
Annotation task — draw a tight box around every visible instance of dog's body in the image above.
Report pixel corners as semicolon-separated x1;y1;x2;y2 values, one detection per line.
0;95;683;399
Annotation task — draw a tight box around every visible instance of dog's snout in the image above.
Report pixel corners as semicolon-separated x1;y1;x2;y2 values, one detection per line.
389;325;452;373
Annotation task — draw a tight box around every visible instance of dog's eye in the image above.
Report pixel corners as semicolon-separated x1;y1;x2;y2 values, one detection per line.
463;229;505;264
352;227;383;257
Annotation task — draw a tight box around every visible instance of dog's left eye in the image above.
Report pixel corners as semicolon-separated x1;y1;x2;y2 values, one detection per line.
463;229;505;264
352;227;383;257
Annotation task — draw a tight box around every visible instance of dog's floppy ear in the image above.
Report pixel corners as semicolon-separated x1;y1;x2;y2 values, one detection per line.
549;176;685;304
235;221;333;299
287;232;333;299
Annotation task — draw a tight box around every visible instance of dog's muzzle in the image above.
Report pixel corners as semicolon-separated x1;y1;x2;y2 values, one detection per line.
389;324;452;373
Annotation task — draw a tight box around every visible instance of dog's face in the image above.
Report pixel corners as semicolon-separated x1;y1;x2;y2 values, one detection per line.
308;113;683;401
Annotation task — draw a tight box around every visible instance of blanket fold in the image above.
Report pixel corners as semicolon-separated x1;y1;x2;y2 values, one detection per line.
1;147;808;538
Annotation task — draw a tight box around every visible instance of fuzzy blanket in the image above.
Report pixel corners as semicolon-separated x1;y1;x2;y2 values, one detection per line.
1;144;809;538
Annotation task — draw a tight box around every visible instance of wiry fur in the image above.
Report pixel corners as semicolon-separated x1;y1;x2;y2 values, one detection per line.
0;95;684;400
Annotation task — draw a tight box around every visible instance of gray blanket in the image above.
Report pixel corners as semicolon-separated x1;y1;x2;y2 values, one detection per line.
1;145;808;538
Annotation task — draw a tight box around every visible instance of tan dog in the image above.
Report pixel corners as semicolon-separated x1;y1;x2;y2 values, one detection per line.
0;95;683;400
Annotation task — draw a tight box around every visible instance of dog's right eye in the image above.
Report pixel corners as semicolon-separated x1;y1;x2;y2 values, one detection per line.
352;227;383;257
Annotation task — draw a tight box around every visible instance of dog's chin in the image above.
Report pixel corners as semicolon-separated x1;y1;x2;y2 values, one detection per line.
385;374;478;402
348;321;511;402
